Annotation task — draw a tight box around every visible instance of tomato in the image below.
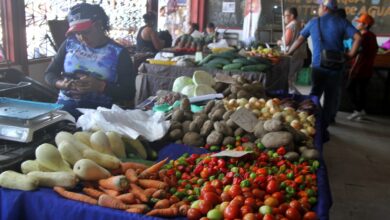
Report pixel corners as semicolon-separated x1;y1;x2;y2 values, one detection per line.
259;205;272;215
256;168;268;176
220;191;232;202
263;214;275;220
277;203;290;214
224;205;240;220
276;147;286;155
187;208;203;220
199;217;209;220
289;200;302;213
200;168;210;179
243;213;256;220
207;208;223;220
272;192;284;204
266;180;279;194
252;189;266;199
219;201;229;213
217;158;226;168
230;196;245;207
264;196;279;207
201;184;216;195
203;192;221;206
244;197;256;208
285;208;301;220
241;205;253;217
199;200;213;215
228;184;242;197
211;179;223;189
303;211;318;220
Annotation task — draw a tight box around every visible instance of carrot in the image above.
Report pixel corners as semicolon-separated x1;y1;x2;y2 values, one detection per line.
127;204;150;212
154;199;170;209
126;208;144;214
138;179;168;190
99;186;120;197
138;158;168;179
129;183;148;203
144;188;158;198
82;187;105;199
98;194;130;210
170;201;188;208
116;192;136;204
98;175;129;192
179;204;190;216
168;195;180;205
54;186;97;205
152;189;167;199
125;169;138;183
146;207;179;217
121;162;148;173
109;167;124;176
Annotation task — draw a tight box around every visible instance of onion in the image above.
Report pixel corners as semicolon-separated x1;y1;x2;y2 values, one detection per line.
306;126;316;136
244;103;251;109
248;97;258;104
290;119;301;130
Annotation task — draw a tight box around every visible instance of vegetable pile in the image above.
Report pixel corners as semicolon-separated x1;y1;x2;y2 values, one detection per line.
162;144;320;220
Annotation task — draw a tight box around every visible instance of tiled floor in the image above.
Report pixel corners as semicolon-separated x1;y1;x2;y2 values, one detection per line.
296;85;390;220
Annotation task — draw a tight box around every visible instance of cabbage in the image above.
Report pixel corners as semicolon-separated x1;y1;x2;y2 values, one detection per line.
193;70;215;86
181;85;196;97
194;84;217;97
172;76;194;92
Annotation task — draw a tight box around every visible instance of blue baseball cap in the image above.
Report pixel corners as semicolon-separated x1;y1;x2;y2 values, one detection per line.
66;3;100;36
317;0;338;10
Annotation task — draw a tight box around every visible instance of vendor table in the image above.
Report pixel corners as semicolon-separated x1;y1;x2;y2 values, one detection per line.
0;94;332;220
135;56;290;104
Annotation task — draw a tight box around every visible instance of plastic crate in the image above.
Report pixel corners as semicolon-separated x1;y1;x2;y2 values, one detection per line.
296;67;312;86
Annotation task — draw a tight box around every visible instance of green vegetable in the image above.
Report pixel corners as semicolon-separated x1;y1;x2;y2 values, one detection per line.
240;180;251;187
241;64;269;72
222;63;242;70
172;76;194;93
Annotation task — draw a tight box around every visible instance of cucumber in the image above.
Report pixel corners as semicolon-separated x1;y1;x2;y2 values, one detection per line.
203;63;224;69
241;64;270;72
223;63;243;70
207;58;231;66
232;58;255;66
247;57;272;65
213;50;238;60
198;54;216;65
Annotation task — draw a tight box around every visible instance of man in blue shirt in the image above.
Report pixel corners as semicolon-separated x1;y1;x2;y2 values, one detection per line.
287;0;361;142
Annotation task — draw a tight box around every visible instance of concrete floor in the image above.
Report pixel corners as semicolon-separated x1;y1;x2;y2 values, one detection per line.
296;85;390;219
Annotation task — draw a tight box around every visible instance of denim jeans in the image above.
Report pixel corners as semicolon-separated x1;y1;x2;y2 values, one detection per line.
310;67;344;131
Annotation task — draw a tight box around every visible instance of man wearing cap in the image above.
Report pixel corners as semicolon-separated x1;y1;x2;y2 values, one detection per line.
44;3;135;118
287;0;362;142
347;13;378;121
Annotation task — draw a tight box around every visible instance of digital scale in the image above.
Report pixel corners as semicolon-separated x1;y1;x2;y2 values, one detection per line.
0;97;76;172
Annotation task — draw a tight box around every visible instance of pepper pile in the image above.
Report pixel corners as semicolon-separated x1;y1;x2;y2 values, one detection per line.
162;141;320;220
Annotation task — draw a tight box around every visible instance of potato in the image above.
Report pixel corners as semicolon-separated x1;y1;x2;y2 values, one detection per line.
214;121;233;136
222;136;235;146
210;108;226;121
284;152;299;162
222;111;234;121
193;114;208;125
222;87;231;97
230;84;241;94
180;98;191;111
214;82;228;93
175;139;183;145
169;129;183;140
171;109;185;122
298;146;308;154
170;121;182;131
189;120;202;133
261;132;293;149
206;131;223;146
234;127;245;137
237;90;251;99
200;120;214;137
226;119;238;129
264;119;283;132
203;101;215;114
283;124;307;144
182;132;204;147
301;149;320;160
182;121;191;134
183;111;193;121
253;120;267;138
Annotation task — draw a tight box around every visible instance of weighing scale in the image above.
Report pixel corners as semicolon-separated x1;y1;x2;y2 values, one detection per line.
0;97;76;172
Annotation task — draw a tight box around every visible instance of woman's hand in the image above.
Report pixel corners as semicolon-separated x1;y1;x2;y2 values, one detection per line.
73;74;106;93
55;78;75;90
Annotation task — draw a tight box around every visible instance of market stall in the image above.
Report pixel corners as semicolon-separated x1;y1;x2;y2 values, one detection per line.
135;56;290;105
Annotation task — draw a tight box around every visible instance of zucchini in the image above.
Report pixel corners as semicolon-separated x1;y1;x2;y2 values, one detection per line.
232;58;255;66
207;58;231;66
241;64;270;72
203;63;224;69
247;57;272;65
213;50;238;60
223;63;243;70
198;54;216;65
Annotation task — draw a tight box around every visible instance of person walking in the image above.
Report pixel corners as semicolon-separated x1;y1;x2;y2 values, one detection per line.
346;13;378;121
287;0;362;142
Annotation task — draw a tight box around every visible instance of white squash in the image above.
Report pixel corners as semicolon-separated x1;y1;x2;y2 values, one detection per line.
27;171;78;189
82;149;121;170
73;159;111;181
90;131;115;156
0;170;38;191
35;143;72;172
58;141;83;165
21;160;40;174
106;131;126;158
73;131;92;146
55;131;90;152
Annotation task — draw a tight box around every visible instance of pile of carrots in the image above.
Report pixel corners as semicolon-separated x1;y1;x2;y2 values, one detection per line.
53;158;189;217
